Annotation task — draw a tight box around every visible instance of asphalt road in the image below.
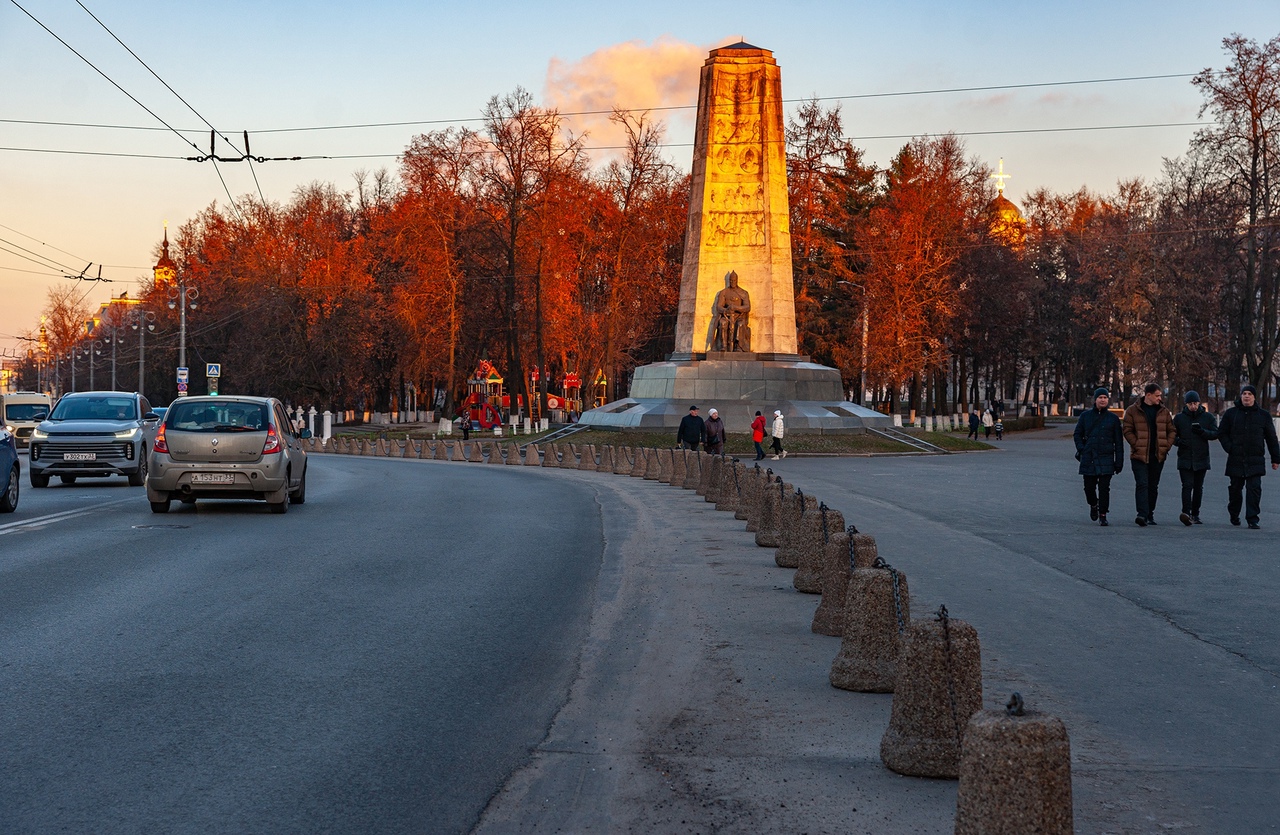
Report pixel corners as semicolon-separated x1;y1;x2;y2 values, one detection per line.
0;454;603;834
4;431;1277;834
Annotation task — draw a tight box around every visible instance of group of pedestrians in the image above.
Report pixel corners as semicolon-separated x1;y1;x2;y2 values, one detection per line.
966;407;1002;441
676;405;787;460
1074;384;1280;528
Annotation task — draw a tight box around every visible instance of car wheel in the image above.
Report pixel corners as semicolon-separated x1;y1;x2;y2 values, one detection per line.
59;475;77;485
150;499;171;514
0;465;18;513
128;448;148;487
290;468;306;505
30;472;49;488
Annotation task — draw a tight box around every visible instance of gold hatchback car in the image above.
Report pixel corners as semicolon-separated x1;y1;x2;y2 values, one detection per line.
146;396;309;514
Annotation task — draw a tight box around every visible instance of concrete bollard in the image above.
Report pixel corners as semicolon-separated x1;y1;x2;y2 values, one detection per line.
754;476;787;547
644;448;661;480
703;454;723;502
598;445;614;472
468;441;483;463
435;440;448;460
812;528;878;636
657;448;674;483
954;694;1074;835
741;464;764;525
524;443;541;465
697;452;715;496
418;439;432;460
880;606;983;779
559;444;578;469
830;558;910;693
670;448;687;486
505;441;521;465
542;442;559;468
631;447;648;477
486;441;504;464
682;450;702;489
613;446;632;475
793;503;844;591
716;459;742;514
774;488;815;568
578;444;597;471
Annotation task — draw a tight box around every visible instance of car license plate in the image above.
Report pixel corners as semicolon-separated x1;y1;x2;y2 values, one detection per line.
63;452;96;461
191;473;235;484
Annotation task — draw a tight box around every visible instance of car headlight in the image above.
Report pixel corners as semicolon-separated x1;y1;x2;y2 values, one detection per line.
32;428;48;439
115;428;141;439
3;424;12;434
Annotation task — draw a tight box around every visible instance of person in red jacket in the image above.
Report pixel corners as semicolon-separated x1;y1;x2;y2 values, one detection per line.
751;411;766;461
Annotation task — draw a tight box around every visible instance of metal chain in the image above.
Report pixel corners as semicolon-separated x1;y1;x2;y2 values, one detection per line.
732;460;741;496
821;502;829;543
936;605;964;746
872;555;906;633
777;475;785;500
797;488;805;517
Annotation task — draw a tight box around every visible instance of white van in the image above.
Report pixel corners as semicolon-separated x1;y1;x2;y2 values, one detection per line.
1;391;53;449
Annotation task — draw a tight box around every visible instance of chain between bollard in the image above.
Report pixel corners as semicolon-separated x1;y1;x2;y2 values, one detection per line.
821;502;829;544
732;459;742;495
1006;692;1025;717
777;475;784;500
936;604;964;747
872;555;906;634
797;488;805;517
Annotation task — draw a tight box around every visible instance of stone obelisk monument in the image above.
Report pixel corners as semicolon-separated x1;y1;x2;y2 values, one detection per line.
580;42;887;432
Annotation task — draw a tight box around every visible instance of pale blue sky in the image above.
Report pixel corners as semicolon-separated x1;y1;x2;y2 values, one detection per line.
3;0;1278;352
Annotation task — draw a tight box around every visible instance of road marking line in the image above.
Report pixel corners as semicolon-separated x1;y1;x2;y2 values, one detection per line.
0;496;138;536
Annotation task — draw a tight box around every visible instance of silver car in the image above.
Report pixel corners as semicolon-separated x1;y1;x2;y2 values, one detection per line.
28;391;159;487
146;396;308;514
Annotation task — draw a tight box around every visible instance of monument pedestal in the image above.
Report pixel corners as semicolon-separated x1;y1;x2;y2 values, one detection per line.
579;356;890;433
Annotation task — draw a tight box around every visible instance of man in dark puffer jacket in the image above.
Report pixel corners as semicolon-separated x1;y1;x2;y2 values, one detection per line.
1172;390;1218;526
1074;387;1124;526
1217;384;1280;528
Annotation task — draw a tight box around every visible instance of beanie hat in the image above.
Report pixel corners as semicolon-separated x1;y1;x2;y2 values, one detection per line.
1184;390;1201;404
1241;384;1257;396
1093;387;1110;398
774;410;782;417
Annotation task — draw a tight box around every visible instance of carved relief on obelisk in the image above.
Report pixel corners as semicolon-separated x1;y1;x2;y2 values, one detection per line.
673;43;797;356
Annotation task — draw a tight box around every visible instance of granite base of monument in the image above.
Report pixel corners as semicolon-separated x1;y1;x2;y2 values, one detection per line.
579;356;891;433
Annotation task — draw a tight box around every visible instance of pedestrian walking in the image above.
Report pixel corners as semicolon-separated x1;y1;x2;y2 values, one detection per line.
967;408;980;440
1172;390;1218;525
1216;384;1280;528
1122;384;1176;527
704;408;726;455
982;408;994;439
459;411;471;440
1074;387;1124;526
770;410;786;459
676;404;705;451
751;411;767;460
994;418;1004;441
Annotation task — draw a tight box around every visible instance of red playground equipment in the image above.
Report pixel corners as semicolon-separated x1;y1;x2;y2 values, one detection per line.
462;360;505;429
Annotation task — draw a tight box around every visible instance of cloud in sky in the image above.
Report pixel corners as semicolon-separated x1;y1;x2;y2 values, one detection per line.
543;37;709;158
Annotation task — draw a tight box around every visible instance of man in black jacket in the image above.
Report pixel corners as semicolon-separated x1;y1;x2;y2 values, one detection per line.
1217;384;1280;528
1172;391;1218;525
676;405;705;451
1073;387;1125;526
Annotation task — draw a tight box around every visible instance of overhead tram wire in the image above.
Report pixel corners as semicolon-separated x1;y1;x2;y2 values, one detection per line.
72;0;269;207
8;0;243;222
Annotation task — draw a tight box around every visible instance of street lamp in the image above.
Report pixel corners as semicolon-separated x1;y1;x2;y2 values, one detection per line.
129;308;156;397
155;226;197;396
78;340;102;391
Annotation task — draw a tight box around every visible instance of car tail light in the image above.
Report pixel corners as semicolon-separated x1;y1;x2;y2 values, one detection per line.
153;423;168;454
262;424;282;454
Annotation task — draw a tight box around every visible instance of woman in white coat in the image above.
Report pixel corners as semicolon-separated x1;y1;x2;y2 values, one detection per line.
770;410;786;459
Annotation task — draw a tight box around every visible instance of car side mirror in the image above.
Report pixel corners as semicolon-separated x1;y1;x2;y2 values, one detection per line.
299;429;313;439
143;412;160;421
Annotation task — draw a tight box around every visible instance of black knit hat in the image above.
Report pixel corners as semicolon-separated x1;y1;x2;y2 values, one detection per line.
1093;387;1110;398
1241;384;1257;396
1184;390;1201;404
